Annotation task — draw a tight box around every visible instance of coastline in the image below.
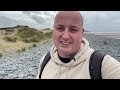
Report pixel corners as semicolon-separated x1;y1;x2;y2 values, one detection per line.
84;32;120;39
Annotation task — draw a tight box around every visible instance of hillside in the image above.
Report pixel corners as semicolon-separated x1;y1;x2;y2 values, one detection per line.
0;25;52;56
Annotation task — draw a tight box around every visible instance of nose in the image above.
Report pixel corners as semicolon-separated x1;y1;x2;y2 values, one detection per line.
62;30;70;39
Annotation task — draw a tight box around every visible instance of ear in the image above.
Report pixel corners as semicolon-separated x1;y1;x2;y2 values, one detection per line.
81;27;84;35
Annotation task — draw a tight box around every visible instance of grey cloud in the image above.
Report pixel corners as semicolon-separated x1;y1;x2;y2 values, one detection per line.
43;11;57;16
43;11;52;16
0;11;120;32
22;11;32;16
30;15;46;24
0;16;18;28
80;11;120;32
22;11;57;29
22;11;47;24
0;15;39;29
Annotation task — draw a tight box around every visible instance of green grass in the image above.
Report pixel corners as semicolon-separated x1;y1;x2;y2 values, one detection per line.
16;47;26;53
16;49;21;53
3;26;52;43
0;53;2;57
17;27;46;43
32;44;37;47
1;26;53;55
21;47;25;52
3;36;17;42
43;31;53;39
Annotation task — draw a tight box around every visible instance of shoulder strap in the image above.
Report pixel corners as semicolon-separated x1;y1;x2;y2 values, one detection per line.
89;50;106;79
39;52;51;79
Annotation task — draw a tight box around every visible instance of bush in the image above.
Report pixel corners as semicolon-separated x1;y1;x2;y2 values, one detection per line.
16;49;21;53
17;27;44;43
23;39;30;43
21;47;25;52
43;31;53;39
29;46;32;49
32;44;37;47
16;47;25;53
29;38;40;42
4;36;17;42
0;53;2;57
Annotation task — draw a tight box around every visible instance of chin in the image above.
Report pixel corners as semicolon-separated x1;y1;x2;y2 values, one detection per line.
61;50;71;54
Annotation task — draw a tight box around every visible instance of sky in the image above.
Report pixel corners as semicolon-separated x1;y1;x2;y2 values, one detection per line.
0;11;120;32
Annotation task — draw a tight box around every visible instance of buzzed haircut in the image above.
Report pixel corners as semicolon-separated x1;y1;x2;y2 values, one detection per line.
54;11;84;26
78;11;83;26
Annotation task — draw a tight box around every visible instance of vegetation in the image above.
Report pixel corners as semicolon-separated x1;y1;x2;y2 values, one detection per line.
32;44;37;47
21;47;25;52
3;26;52;43
16;47;26;53
3;36;17;42
0;25;52;54
17;27;44;43
16;49;21;53
43;31;53;39
0;53;2;57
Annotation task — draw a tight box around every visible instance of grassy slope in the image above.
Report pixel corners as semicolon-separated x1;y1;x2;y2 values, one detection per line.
0;26;52;56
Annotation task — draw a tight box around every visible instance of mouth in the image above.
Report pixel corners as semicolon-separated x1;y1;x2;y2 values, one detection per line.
60;41;72;45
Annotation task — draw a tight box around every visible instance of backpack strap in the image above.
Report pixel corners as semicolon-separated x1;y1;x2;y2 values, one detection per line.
39;52;51;79
89;50;106;79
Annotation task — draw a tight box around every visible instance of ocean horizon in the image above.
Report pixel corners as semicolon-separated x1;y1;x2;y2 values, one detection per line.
85;32;120;39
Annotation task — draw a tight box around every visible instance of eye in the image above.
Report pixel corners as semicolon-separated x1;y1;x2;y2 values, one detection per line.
57;27;63;29
56;27;64;32
70;29;78;33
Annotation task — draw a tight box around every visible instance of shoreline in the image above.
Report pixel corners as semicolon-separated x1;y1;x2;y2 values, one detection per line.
84;32;120;39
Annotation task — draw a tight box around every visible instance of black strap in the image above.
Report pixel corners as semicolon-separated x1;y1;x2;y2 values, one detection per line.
89;50;105;79
39;52;51;79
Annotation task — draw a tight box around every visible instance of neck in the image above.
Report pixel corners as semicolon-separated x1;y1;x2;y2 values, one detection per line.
58;51;77;59
58;54;71;63
58;51;70;58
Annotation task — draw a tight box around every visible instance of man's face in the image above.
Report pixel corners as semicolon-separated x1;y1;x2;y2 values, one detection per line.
53;11;84;58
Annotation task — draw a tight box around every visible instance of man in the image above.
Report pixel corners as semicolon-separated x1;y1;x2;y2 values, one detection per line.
37;11;120;79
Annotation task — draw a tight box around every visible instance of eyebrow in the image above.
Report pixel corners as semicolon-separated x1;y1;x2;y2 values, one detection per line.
69;26;78;28
56;25;64;27
56;24;78;28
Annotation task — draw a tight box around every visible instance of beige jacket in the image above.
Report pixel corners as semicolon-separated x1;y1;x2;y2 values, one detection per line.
37;38;120;79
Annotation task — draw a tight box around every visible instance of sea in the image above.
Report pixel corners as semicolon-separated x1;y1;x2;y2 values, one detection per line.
85;32;120;39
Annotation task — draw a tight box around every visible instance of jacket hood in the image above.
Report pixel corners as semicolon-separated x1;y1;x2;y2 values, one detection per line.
50;37;94;67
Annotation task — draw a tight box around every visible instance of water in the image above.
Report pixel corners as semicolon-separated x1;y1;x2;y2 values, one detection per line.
85;32;120;39
98;34;120;40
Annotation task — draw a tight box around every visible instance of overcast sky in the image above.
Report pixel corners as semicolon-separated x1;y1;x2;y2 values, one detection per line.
0;11;120;32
